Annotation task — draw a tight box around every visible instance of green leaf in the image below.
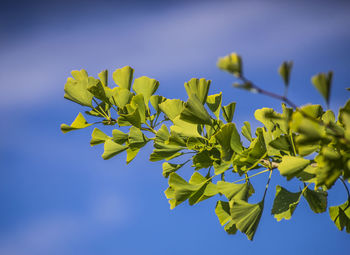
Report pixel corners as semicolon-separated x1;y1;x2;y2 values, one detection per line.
314;148;342;189
271;186;301;221
241;121;252;141
98;69;108;87
133;76;159;107
112;66;134;90
217;53;242;77
150;95;166;114
162;162;187;178
128;126;149;149
217;181;254;201
118;107;141;128
269;135;291;152
90;128;110;146
112;129;129;144
166;172;217;209
192;150;214;170
213;161;232;175
222;102;236;123
262;129;280;157
159;99;185;121
150;143;183;162
206;93;222;119
311;71;333;107
184;78;211;104
278;156;310;180
278;61;293;86
64;70;94;107
87;77;111;103
295;118;325;145
126;147;140;164
329;200;350;233
111;87;133;108
155;125;170;143
102;139;127;160
130;94;146;123
322;110;335;124
254;108;278;131
171;116;201;138
303;187;327;213
215;201;237;235
230;199;264;240
215;123;243;161
85;102;110;117
180;94;212;125
61;112;92;133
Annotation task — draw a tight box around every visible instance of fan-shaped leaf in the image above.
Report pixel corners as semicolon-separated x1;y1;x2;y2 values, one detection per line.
271;186;301;221
61;112;92;133
64;70;94;107
102;139;127;160
217;53;242;77
222;102;236;123
180;94;212;125
329;200;350;233
133;76;159;107
206;93;222;119
303;187;327;213
278;156;310;180
112;66;134;90
230;199;264;240
311;71;332;107
90;128;110;146
184;78;211;104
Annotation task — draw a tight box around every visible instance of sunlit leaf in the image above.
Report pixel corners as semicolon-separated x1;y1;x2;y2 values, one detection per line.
112;129;129;144
162;162;187;178
206;93;222;119
241;121;252;142
171;116;201;138
102;139;127;160
159;99;185;121
222;102;236;123
126;147;140;164
61;112;92;133
184;78;211;104
64;70;94;107
180;93;212;125
278;156;310;180
230;199;264;240
90;128;110;146
329;200;350;233
217;53;242;77
278;61;293;86
150;95;166;114
311;71;333;107
128;126;149;149
113;66;134;90
133;76;159;107
217;181;254;201
215;123;243;161
98;69;108;87
215;201;238;235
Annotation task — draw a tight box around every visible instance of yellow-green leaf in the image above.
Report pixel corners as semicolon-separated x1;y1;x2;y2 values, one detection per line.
61;112;92;133
112;66;134;90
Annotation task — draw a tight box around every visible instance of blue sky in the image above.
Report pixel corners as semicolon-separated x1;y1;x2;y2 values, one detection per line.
1;0;350;254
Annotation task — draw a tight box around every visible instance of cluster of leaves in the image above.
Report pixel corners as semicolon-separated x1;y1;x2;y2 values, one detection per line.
61;53;350;240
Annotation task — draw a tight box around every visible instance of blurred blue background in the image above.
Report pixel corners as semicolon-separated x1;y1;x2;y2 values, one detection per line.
1;0;349;254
